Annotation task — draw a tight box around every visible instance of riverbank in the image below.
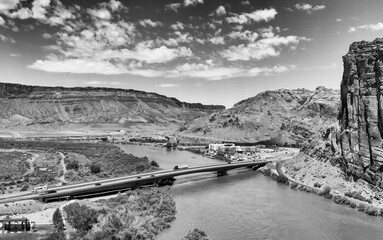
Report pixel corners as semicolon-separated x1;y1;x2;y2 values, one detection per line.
259;154;383;217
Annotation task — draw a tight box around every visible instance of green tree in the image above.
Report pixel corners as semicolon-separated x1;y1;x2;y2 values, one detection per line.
53;208;64;230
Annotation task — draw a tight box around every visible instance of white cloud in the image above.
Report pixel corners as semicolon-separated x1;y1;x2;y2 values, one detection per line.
108;0;122;11
295;3;326;13
88;8;112;20
0;0;20;12
215;6;226;16
139;19;162;28
228;30;259;43
0;16;4;25
349;22;383;32
221;35;309;61
170;22;185;30
9;53;20;57
209;36;224;45
156;83;180;88
28;59;128;75
184;0;203;7
165;3;182;12
9;0;51;20
226;8;277;24
336;18;342;22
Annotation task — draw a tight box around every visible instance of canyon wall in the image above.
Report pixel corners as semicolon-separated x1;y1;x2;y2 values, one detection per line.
339;38;383;187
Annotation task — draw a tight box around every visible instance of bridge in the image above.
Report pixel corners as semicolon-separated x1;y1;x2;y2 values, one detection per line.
0;151;297;204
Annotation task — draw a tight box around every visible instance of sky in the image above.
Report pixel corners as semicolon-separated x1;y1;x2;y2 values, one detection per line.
1;0;383;108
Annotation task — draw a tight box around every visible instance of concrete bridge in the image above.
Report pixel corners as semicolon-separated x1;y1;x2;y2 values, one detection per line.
0;160;278;204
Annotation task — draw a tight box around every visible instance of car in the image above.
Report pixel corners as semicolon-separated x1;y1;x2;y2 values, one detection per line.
150;174;155;177
95;183;101;186
137;176;141;179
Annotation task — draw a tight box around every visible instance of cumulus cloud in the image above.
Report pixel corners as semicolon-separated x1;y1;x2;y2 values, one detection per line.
184;0;203;7
226;8;277;24
88;8;112;20
215;6;226;16
139;19;162;28
221;35;309;61
170;21;185;30
336;18;342;22
209;36;224;45
0;0;20;12
349;22;383;32
294;3;326;13
0;16;5;25
9;0;51;20
165;3;182;12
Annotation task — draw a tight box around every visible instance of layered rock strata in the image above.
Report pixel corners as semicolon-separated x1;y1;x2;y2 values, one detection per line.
339;38;383;187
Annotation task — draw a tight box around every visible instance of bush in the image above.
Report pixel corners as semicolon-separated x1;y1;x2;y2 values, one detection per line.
263;168;271;176
43;230;66;240
63;203;99;232
182;228;210;240
313;182;322;188
149;160;159;168
66;159;79;171
357;203;368;212
88;162;101;174
321;186;331;197
289;182;298;189
365;206;380;216
20;184;29;191
276;175;289;184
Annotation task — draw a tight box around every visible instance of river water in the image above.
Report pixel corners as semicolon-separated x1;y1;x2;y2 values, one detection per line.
118;144;383;240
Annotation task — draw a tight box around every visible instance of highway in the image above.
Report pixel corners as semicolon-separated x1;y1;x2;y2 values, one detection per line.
0;151;297;204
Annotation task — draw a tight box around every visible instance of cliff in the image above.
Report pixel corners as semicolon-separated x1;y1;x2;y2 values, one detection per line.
339;38;383;188
184;86;340;145
0;82;224;127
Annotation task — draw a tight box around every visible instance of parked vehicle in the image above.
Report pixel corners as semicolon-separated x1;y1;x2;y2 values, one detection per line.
173;164;189;170
32;185;47;193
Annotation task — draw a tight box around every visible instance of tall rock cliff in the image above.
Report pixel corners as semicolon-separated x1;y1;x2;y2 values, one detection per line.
339;38;383;187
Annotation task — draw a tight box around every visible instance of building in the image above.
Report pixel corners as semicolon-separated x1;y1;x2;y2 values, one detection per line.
209;143;234;151
1;218;31;232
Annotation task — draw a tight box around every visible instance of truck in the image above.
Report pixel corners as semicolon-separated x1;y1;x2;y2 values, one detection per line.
32;185;47;193
173;164;189;170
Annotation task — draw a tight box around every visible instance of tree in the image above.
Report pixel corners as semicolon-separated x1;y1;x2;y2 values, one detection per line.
149;160;159;168
89;162;101;174
63;203;99;232
182;228;210;240
53;208;64;230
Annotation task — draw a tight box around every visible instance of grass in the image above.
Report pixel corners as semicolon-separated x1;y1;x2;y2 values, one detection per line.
0;139;159;183
0;152;31;181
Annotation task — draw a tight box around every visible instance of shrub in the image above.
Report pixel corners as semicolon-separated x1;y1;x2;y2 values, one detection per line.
263;168;271;176
313;182;322;188
63;203;99;232
289;182;298;189
20;184;29;191
357;203;368;212
365;207;380;216
66;159;79;171
276;175;289;184
149;160;159;168
182;228;210;240
88;162;101;174
349;201;357;208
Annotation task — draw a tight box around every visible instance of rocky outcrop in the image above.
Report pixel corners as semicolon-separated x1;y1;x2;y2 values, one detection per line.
339;38;383;188
184;86;339;144
0;82;224;127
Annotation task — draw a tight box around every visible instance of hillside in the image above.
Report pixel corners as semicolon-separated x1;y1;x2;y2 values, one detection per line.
0;82;224;130
182;86;340;145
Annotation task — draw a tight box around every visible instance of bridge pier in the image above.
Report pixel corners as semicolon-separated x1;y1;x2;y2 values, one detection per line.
217;170;227;177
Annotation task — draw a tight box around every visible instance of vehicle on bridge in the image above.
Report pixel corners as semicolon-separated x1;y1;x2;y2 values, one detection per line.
32;185;47;193
173;164;189;170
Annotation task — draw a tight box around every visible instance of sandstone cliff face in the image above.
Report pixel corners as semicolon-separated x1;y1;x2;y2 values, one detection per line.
0;83;224;127
339;38;383;187
184;86;339;144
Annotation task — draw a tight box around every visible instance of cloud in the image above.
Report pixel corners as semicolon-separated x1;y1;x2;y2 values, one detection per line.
0;16;4;25
294;3;326;13
170;21;185;30
0;33;15;43
139;19;162;28
28;59;128;75
226;8;277;24
9;0;51;20
209;36;224;45
9;53;20;57
215;6;226;16
156;83;180;88
184;0;203;7
0;0;20;12
228;30;259;43
88;8;112;20
305;63;337;70
221;35;309;61
336;18;342;22
165;3;182;12
349;22;383;32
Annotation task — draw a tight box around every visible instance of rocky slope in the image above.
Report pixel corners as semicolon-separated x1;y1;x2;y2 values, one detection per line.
339;38;383;188
0;82;224;128
183;86;340;145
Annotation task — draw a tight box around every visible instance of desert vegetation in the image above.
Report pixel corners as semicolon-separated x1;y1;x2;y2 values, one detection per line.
182;228;210;240
63;187;176;240
0;151;31;181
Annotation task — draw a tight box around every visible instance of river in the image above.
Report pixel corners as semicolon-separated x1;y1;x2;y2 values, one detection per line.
118;144;383;240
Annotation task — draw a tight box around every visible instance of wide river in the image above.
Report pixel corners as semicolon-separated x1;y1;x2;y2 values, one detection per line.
118;144;383;240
